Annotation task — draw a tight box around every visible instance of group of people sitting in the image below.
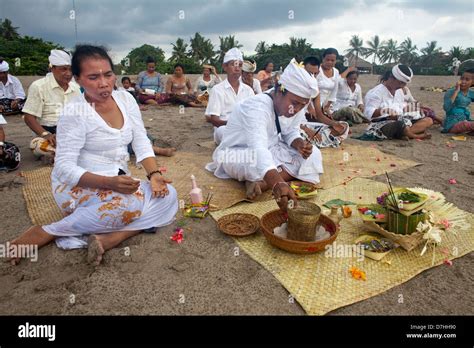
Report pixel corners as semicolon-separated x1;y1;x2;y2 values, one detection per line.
4;44;474;266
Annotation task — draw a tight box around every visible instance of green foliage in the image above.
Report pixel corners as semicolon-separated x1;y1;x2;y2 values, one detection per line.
0;35;61;75
0;18;468;77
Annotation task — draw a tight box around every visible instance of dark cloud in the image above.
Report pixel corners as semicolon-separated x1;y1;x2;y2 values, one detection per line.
2;0;351;49
1;0;472;58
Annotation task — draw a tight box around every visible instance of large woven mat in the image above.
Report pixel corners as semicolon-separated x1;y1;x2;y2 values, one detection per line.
318;143;419;188
210;177;474;315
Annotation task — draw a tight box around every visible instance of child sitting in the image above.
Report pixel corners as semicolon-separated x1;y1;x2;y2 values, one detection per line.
442;71;474;134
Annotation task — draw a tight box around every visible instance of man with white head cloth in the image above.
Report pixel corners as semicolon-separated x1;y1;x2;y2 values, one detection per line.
0;58;26;114
362;63;433;140
240;60;262;94
23;49;81;157
205;47;255;145
206;59;323;212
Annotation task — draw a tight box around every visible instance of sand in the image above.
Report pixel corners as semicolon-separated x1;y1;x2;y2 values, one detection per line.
0;74;472;315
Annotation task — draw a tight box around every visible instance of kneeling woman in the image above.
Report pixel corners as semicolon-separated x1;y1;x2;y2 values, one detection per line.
9;45;178;265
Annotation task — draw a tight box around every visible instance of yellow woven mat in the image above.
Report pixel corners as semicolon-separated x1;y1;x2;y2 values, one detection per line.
318;143;419;188
210;177;474;315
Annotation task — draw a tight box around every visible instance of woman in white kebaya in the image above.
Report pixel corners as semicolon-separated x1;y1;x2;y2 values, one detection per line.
8;45;178;266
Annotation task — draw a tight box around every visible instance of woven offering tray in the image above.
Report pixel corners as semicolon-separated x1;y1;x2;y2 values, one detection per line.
289;181;318;199
260;210;339;254
217;213;260;237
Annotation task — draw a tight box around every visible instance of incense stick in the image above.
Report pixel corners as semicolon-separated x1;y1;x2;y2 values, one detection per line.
385;171;400;213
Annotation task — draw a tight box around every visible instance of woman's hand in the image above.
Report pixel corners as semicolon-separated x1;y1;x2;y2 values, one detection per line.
455;80;461;91
150;174;173;198
106;176;141;194
273;182;298;213
330;122;347;136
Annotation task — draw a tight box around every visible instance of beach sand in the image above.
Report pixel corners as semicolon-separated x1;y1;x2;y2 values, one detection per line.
0;74;472;315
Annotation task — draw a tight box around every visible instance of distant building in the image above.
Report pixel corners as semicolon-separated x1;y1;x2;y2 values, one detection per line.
344;53;372;74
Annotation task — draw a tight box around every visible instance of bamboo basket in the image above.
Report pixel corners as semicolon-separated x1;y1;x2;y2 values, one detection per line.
260;210;339;254
287;201;321;241
217;213;260;237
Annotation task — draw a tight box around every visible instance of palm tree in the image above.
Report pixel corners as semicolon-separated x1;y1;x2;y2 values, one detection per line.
379;39;400;64
0;18;20;40
255;41;269;56
189;33;215;65
170;38;189;63
217;35;243;63
399;38;418;65
345;35;366;66
449;46;463;60
421;41;442;65
364;35;382;74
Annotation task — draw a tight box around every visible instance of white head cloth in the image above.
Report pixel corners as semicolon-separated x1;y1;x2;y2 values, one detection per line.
242;60;256;73
0;60;9;72
49;50;72;66
392;64;413;83
278;58;319;99
223;48;243;63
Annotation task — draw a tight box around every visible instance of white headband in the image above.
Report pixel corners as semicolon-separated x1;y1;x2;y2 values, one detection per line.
0;61;9;72
392;64;413;83
49;50;71;66
223;47;243;63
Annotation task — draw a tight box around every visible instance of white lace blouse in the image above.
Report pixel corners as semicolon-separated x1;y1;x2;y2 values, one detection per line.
52;90;155;186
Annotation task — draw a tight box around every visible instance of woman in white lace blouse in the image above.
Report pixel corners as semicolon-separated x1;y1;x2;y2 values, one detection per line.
9;45;178;266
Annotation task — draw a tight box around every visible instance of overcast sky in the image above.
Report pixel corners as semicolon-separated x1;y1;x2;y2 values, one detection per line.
1;0;473;63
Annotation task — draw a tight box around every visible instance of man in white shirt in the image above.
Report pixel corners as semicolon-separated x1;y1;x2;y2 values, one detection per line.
206;59;322;211
0;59;26;114
205;47;255;145
241;60;262;94
0;114;21;172
23;49;81;153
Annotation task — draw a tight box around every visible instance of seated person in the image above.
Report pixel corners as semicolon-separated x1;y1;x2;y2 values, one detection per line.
135;57;166;105
332;66;367;124
204;48;254;145
0;58;26;115
0;114;21;172
23;50;81;156
256;61;275;92
206;59;322;209
402;86;443;124
362;64;433;140
297;56;349;148
118;76;137;96
165;64;202;107
241;60;262;94
7;45;178;266
194;64;221;103
442;71;474;134
317;48;340;116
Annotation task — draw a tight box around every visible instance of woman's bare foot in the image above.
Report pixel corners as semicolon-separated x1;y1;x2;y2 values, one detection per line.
87;235;105;266
153;146;176;157
245;181;264;200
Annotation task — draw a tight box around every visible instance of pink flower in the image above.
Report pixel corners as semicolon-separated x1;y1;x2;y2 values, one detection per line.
439;219;451;230
444;259;453;266
448;178;457;184
171;228;184;243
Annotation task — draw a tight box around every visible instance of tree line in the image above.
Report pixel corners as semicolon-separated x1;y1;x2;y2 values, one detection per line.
1;18;472;76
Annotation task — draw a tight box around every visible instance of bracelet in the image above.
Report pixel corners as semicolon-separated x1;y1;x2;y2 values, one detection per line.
146;169;162;180
272;182;288;194
41;131;51;137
